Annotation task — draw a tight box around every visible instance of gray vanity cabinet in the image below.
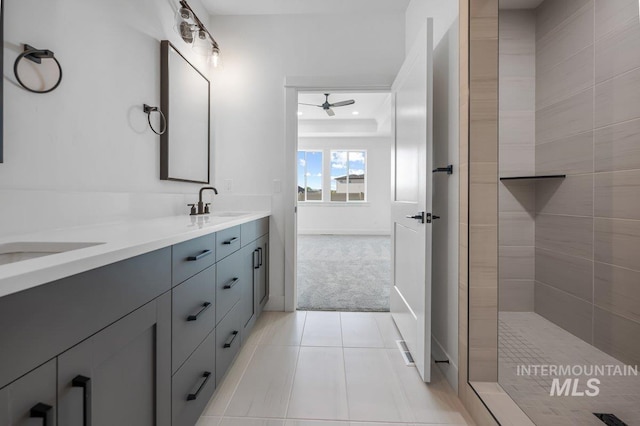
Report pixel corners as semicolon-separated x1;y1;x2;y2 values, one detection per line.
0;359;57;426
57;294;171;426
255;235;269;315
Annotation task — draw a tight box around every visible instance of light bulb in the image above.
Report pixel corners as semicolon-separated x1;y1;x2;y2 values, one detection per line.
211;47;220;67
175;7;195;44
192;30;211;56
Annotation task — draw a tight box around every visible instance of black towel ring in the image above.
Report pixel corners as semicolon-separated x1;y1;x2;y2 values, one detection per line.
14;44;63;94
143;104;167;136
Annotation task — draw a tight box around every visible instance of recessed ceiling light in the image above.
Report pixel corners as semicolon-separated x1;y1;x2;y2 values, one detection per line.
297;111;303;116
352;111;360;116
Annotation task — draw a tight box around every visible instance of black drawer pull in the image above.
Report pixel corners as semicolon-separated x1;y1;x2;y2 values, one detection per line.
258;247;263;267
72;375;92;426
187;302;212;321
30;403;52;426
222;237;238;245
223;330;239;348
187;249;213;261
223;277;239;289
186;371;211;401
253;249;260;269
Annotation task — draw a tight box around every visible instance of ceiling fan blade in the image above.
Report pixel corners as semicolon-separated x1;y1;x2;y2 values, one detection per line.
325;108;335;117
298;102;322;107
330;100;355;108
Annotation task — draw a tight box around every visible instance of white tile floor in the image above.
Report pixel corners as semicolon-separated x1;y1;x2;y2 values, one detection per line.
198;311;474;426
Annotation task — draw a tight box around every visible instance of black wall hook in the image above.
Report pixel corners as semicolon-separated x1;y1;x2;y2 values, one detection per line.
14;44;63;94
143;104;167;135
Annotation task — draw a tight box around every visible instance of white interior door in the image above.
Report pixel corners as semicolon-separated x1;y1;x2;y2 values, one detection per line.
390;20;433;382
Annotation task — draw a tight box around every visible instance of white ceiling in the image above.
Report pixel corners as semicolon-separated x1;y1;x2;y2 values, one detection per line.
499;0;544;9
202;0;410;16
297;92;390;120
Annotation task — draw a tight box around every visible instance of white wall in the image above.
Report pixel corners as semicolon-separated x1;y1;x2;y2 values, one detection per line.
0;0;216;237
209;12;406;309
297;136;392;235
406;0;460;391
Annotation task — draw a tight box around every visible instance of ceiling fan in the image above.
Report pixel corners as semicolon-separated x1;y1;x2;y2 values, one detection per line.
299;93;355;116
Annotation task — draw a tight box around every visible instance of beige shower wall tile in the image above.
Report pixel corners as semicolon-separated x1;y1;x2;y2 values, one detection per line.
499;181;535;213
500;10;536;47
499;145;535;177
499;246;534;280
499;212;535;246
595;218;640;270
595;118;640;172
470;225;498;288
595;67;640;128
499;279;534;312
536;89;593;145
499;111;535;146
536;46;594;110
535;248;593;301
536;174;593;216
470;162;498;226
535;132;594;174
595;20;640;83
500;77;535;111
594;262;640;323
536;0;592;42
536;214;594;259
594;307;640;366
534;281;593;343
536;1;594;73
595;170;640;220
595;0;638;40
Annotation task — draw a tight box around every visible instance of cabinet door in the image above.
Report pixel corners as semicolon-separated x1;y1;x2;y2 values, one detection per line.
256;235;269;311
0;359;56;426
239;243;257;332
58;295;171;426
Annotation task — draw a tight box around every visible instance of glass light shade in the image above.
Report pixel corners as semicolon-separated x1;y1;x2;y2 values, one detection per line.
175;7;196;44
192;30;211;56
211;47;220;67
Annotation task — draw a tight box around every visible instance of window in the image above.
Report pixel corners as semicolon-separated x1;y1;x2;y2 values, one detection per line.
330;150;366;202
297;151;323;202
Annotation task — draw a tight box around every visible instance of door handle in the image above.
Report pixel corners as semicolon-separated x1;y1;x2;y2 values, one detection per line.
223;277;239;289
187;249;213;261
258;247;263;267
72;375;92;426
406;212;425;223
186;372;212;401
223;330;239;348
30;403;52;426
253;249;260;269
187;302;212;321
223;237;238;245
432;165;453;174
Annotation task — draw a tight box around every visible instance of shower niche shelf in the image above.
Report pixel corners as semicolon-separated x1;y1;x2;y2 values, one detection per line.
500;174;566;181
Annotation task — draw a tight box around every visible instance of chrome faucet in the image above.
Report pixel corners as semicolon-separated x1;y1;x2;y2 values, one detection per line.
188;187;218;215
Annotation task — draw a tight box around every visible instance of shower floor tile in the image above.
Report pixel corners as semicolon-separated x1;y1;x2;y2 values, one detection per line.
499;312;640;425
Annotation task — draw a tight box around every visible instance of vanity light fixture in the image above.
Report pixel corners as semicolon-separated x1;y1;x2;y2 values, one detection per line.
175;0;221;67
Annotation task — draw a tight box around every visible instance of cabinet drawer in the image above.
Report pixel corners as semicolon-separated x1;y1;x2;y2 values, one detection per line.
0;359;56;426
172;329;216;426
172;234;216;285
215;302;242;384
216;225;241;261
241;217;269;245
172;265;216;374
215;251;243;324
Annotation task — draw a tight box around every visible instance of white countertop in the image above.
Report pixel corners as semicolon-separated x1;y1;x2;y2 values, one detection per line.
0;211;270;299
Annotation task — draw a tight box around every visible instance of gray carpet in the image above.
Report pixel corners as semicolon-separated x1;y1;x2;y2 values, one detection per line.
297;235;391;311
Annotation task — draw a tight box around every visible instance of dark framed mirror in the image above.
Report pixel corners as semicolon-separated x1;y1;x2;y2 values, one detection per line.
160;40;210;184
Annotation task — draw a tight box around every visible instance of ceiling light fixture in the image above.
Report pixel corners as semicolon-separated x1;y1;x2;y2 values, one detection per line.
175;1;221;67
297;111;303;116
352;111;360;115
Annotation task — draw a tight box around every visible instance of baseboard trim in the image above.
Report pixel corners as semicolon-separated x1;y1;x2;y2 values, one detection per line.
297;230;391;236
264;295;285;312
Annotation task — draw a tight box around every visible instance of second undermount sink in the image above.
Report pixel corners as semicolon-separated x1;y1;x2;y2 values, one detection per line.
0;242;104;266
210;212;248;217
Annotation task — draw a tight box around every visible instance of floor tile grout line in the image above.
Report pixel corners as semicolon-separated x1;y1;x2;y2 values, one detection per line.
284;312;306;419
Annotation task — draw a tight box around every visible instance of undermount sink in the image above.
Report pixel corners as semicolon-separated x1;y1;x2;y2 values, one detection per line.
0;242;104;266
210;212;248;217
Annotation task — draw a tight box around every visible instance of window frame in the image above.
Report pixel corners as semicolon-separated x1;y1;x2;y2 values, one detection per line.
329;149;368;203
297;150;324;203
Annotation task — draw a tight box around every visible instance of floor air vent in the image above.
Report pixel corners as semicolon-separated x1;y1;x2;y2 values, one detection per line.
594;413;628;426
396;340;415;366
